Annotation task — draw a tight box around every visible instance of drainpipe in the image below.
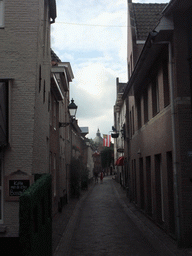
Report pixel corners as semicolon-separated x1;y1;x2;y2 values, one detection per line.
168;42;181;246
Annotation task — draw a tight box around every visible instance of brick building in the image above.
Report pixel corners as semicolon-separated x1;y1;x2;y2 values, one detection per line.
50;52;74;214
113;78;127;185
0;0;56;237
116;0;192;247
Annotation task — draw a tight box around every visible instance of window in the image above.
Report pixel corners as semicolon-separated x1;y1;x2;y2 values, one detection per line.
166;151;175;234
0;81;8;146
139;158;144;210
130;53;133;74
0;79;12;146
143;89;148;123
53;154;56;197
163;59;170;107
128;63;131;79
53;99;56;129
129;111;132;137
0;0;4;28
155;154;164;223
152;78;159;117
39;65;42;92
136;98;141;129
132;106;135;134
43;80;46;103
43;0;47;56
0;159;2;223
133;159;137;204
48;92;50;112
146;156;152;216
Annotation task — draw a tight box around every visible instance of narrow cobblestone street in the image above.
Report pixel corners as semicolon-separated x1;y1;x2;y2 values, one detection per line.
54;176;192;256
69;176;160;256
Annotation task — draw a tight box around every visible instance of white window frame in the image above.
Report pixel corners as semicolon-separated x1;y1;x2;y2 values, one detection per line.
0;0;4;28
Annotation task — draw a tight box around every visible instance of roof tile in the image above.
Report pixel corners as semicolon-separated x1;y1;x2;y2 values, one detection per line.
133;3;167;40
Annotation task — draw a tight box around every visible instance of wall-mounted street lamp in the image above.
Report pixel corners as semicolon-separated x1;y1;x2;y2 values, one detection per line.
59;98;78;127
111;126;119;138
111;125;125;139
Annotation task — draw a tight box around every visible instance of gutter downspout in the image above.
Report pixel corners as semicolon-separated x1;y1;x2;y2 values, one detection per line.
168;42;181;246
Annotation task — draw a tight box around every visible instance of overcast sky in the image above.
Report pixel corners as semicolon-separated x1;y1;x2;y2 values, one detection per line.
51;0;169;140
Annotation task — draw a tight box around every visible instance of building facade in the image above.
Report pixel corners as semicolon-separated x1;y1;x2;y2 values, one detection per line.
113;78;127;185
0;0;56;237
115;0;192;247
50;54;74;214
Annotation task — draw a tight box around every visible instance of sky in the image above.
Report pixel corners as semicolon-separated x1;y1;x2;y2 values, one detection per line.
51;0;169;140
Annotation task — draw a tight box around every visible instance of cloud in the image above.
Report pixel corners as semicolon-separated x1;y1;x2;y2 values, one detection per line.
69;62;118;138
71;62;116;116
51;0;127;53
132;0;169;2
51;0;127;139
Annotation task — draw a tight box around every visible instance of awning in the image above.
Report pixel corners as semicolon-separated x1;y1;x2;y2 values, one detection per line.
115;156;124;166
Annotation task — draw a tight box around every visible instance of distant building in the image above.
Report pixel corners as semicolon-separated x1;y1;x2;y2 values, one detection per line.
93;129;103;149
114;78;127;185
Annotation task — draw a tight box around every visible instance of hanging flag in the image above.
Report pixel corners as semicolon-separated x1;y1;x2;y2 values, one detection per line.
103;134;111;147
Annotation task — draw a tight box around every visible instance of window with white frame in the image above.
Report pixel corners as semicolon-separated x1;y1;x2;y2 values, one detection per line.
0;0;4;27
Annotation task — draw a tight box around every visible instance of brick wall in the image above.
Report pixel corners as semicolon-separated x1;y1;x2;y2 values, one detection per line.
0;0;52;236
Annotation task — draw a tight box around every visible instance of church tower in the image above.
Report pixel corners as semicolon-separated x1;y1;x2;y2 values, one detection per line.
93;129;103;147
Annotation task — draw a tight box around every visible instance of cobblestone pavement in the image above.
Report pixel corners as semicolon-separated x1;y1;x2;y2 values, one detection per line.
53;176;192;256
52;186;94;254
